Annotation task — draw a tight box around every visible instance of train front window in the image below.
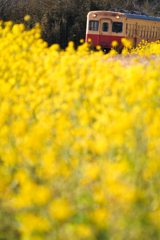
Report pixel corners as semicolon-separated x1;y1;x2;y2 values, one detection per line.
112;22;123;33
89;20;99;31
102;22;109;32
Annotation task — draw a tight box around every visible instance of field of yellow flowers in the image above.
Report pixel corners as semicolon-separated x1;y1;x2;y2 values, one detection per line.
1;20;160;240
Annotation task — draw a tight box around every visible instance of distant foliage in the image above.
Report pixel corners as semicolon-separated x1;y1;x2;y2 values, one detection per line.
0;0;160;48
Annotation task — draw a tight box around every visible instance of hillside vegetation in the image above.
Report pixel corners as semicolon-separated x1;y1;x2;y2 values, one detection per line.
0;0;160;48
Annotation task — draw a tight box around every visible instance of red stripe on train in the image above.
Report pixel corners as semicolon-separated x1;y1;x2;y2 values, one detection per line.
86;34;130;49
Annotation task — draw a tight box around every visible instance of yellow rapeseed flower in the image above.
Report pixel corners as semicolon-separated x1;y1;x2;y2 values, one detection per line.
1;20;160;240
121;38;132;48
80;39;84;43
24;15;31;21
77;224;92;238
112;40;118;47
49;199;73;221
96;45;101;50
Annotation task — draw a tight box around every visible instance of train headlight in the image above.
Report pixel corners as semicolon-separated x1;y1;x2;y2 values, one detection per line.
92;14;97;18
116;15;120;19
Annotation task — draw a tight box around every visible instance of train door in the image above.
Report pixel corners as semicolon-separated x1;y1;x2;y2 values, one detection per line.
99;18;112;49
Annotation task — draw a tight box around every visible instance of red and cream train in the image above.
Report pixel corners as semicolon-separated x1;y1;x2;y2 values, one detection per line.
85;9;160;52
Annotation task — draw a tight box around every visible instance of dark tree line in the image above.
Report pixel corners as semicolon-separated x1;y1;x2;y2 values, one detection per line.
0;0;160;48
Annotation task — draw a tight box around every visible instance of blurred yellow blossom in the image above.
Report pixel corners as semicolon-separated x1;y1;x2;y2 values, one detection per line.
76;224;92;238
91;208;108;225
80;39;84;43
49;199;73;221
0;21;160;240
96;45;101;50
121;38;132;48
24;15;31;22
112;40;118;47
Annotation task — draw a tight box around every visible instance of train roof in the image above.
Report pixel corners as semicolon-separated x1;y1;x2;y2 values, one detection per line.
88;11;160;22
125;13;160;22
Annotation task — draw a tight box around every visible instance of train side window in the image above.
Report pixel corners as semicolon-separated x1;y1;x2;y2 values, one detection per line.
102;22;109;32
152;26;155;38
126;23;128;35
140;26;142;37
89;20;99;31
149;26;152;38
158;27;160;38
128;24;131;36
135;24;137;35
138;25;140;36
112;22;123;33
146;26;149;38
155;27;157;38
157;27;159;38
131;24;134;36
143;26;146;37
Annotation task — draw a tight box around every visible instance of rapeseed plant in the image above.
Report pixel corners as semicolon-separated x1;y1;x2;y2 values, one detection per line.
1;20;160;240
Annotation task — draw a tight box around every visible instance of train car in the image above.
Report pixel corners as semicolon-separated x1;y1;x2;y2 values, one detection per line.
85;9;160;52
